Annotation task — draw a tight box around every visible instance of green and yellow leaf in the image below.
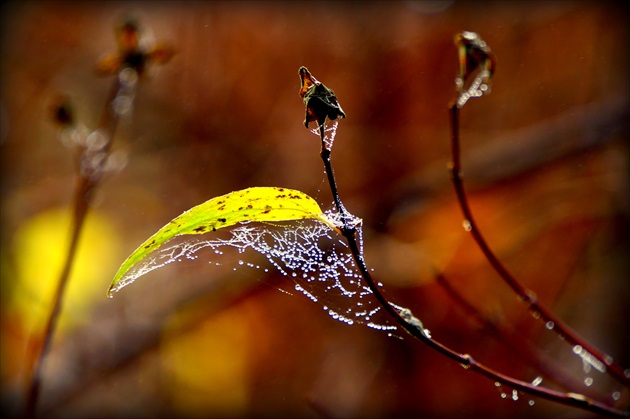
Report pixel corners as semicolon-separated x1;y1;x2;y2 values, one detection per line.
108;187;337;296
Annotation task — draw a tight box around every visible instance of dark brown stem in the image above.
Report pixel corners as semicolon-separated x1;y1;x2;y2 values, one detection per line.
24;176;91;419
316;116;628;416
448;102;629;388
341;214;627;418
319;123;347;222
434;272;603;398
24;73;132;418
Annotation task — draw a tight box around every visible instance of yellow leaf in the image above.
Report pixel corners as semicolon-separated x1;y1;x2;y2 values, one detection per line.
108;187;337;296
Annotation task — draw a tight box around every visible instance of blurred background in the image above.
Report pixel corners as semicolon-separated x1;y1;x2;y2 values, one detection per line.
1;1;628;418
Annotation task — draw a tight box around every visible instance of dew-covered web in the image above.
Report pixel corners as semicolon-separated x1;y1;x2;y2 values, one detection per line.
118;209;404;335
311;119;339;150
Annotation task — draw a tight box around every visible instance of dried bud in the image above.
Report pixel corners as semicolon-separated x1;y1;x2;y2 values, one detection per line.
298;66;346;128
454;31;495;85
51;95;74;126
453;32;496;107
96;17;175;77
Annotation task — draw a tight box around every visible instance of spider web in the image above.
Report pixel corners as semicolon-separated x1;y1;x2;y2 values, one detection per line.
119;209;403;334
310;119;339;150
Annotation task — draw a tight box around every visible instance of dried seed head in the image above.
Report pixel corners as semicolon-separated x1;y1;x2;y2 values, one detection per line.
298;66;346;128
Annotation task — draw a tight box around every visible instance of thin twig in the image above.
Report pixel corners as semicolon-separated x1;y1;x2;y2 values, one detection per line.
24;70;134;419
314;118;627;417
434;272;604;398
448;101;630;388
23;18;173;417
319;124;349;224
448;30;628;389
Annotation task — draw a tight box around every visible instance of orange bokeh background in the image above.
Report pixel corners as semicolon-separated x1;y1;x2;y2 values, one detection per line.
1;2;628;418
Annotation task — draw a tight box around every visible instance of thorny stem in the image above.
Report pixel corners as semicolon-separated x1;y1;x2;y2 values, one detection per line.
316;118;627;418
448;102;630;388
24;71;136;418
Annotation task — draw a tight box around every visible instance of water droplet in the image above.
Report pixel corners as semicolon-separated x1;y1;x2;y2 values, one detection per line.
545;321;554;330
584;377;593;387
500;393;507;399
460;354;472;369
567;393;587;402
530;310;541;320
238;260;244;266
119;67;138;86
572;345;583;355
531;376;543;387
512;390;518;401
612;391;621;401
494;382;501;387
624;369;630;378
86;130;108;151
528;400;535;406
462;220;472;231
113;95;133;116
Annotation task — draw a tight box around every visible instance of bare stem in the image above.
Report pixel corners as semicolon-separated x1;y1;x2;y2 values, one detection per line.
315;114;627;416
319;104;628;417
434;272;603;397
318;123;348;224
448;102;630;388
332;177;627;418
24;71;134;418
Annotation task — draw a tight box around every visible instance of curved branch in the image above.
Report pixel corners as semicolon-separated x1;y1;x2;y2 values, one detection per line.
316;120;628;418
448;102;630;388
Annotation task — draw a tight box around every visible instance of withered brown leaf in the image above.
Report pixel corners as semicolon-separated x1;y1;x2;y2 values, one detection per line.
298;66;346;128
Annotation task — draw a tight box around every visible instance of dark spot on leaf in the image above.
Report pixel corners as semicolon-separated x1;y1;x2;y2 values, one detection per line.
218;205;226;211
193;226;206;233
246;204;253;209
217;218;227;223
